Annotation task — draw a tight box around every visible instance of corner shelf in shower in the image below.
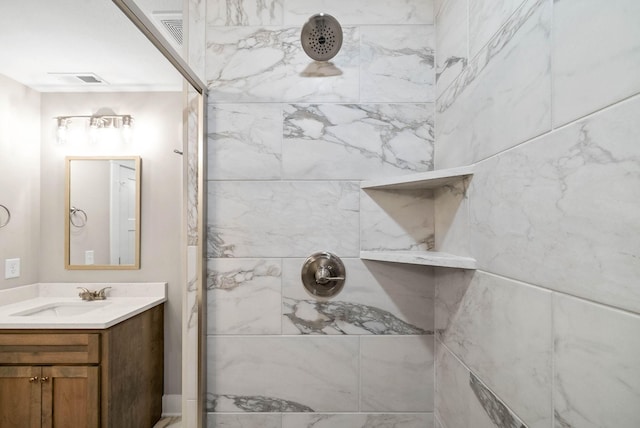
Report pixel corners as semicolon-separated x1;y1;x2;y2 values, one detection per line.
359;165;476;270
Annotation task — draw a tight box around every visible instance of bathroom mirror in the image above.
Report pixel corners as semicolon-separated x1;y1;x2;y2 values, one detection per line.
65;156;141;270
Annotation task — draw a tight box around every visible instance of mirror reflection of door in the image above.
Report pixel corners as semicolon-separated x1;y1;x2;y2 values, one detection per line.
110;160;136;265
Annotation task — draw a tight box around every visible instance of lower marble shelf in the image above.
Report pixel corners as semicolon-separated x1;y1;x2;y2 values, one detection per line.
360;250;477;269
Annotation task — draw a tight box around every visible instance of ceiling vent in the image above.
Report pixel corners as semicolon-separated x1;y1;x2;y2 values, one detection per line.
48;72;108;85
153;12;183;46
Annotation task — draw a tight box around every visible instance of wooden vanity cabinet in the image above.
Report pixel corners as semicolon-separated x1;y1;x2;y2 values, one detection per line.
0;304;163;428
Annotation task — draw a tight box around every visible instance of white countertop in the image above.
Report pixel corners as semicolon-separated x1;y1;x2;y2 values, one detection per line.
0;282;166;329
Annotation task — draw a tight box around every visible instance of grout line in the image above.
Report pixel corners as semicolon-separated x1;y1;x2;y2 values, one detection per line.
476;269;640;318
437;338;529;426
469;90;640;167
358;335;362;412
549;0;555;131
551;292;556;428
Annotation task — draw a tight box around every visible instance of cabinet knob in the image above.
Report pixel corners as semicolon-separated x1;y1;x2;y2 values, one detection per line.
29;376;39;383
40;376;49;383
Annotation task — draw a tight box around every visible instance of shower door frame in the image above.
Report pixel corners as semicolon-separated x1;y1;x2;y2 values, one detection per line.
110;1;208;427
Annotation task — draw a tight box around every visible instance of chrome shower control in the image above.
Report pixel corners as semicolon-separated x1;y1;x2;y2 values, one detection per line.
301;252;346;299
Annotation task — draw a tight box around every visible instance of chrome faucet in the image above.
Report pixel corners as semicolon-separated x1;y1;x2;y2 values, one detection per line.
77;287;112;301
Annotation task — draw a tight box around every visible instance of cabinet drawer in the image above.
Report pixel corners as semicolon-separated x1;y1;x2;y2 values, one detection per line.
0;333;100;364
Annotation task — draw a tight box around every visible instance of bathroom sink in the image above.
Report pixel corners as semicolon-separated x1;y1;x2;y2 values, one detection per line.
12;302;111;317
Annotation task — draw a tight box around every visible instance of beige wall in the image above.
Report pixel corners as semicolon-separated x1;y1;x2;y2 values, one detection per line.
38;91;184;395
0;74;41;289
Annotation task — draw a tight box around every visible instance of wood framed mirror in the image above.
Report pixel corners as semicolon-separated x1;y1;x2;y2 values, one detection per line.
65;156;141;270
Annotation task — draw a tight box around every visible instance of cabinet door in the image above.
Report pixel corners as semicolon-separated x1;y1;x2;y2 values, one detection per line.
0;366;41;428
41;366;99;428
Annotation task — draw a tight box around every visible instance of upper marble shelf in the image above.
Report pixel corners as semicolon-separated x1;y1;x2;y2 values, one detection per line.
360;165;474;190
360;250;477;269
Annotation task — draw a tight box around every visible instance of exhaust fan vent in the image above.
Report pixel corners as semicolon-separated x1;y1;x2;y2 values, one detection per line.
153;12;183;46
48;72;108;85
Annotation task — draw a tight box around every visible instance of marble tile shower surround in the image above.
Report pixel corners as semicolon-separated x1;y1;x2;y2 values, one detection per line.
207;103;434;181
206;257;435;336
205;0;438;424
469;95;640;314
436;342;527;428
435;0;468;97
207;336;434;413
207;258;282;334
206;25;361;102
207;181;360;258
553;294;640;428
553;0;640;127
283;103;434;179
205;25;435;104
206;0;434;27
282;259;434;335
468;0;527;59
435;0;551;168
206;413;435;427
438;271;552;428
360;188;435;252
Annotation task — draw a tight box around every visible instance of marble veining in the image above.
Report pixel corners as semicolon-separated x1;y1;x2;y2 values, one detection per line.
435;0;550;167
283;298;433;335
206;26;360;102
435;0;468;97
283;103;434;179
187;0;206;79
437;0;546;112
208;103;282;180
187;91;200;245
207;336;359;412
469;96;640;313
207;181;360;258
360;188;435;252
468;0;526;58
361;26;435;102
207;0;283;26
207;259;282;334
440;271;552;428
470;373;527;428
282;413;435;428
283;0;434;25
207;413;281;428
553;294;640;427
282;258;435;335
208;260;280;291
207;393;314;412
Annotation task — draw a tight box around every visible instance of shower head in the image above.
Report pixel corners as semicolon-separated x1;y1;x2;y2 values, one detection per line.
300;13;343;62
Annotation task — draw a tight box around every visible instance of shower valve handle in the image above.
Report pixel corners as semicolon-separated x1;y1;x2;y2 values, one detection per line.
314;266;345;284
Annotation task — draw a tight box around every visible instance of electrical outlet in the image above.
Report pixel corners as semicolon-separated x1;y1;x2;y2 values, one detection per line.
5;258;20;279
85;250;95;265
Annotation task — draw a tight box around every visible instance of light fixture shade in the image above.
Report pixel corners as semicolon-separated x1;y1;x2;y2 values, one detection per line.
54;114;133;144
89;117;101;128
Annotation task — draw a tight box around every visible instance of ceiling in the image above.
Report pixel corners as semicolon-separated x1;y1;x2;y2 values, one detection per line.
0;0;183;92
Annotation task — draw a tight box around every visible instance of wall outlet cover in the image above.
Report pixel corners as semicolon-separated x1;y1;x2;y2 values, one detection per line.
5;258;20;279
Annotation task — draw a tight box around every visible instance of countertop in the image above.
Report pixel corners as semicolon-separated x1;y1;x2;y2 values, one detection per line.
0;282;166;329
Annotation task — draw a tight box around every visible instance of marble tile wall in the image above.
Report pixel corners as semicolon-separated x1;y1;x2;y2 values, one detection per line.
204;0;437;426
435;1;640;428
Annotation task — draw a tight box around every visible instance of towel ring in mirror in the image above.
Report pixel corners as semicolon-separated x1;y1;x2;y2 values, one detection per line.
70;206;88;228
0;204;10;228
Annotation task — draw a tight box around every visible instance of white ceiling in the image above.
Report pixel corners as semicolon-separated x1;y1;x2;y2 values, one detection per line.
0;0;183;92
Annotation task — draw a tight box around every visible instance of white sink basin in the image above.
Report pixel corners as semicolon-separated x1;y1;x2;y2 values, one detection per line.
12;302;111;317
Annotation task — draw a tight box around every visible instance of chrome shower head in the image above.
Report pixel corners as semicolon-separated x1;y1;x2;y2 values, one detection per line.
301;13;343;61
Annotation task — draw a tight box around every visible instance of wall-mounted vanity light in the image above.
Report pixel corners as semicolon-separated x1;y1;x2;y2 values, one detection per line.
55;114;134;144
